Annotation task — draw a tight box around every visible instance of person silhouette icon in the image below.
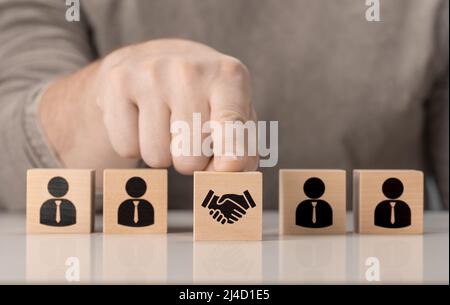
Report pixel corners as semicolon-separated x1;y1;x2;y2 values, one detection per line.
40;176;76;226
374;178;411;228
118;177;154;227
295;177;333;228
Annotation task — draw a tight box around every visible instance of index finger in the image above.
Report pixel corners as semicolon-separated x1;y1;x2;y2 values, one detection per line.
209;61;254;172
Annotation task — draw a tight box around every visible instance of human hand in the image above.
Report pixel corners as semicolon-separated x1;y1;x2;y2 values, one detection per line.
39;39;258;183
97;39;258;173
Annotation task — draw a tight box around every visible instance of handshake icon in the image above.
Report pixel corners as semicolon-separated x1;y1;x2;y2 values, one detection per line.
201;190;256;224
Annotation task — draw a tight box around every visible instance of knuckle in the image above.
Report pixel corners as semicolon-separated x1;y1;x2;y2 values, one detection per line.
142;57;166;82
174;58;202;79
219;58;249;80
107;65;127;86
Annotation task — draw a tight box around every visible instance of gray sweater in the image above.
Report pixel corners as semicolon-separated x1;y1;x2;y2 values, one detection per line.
0;0;448;210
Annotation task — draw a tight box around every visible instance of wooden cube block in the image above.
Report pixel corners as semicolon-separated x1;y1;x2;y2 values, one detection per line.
194;172;262;241
26;169;95;234
279;169;346;234
353;170;423;234
103;169;167;234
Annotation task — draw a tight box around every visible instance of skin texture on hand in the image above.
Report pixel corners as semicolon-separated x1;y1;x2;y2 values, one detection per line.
38;39;258;188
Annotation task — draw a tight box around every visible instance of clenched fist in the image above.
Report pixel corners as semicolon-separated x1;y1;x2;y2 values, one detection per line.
39;39;258;183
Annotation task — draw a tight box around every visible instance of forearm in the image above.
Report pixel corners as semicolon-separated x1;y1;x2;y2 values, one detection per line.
38;61;139;174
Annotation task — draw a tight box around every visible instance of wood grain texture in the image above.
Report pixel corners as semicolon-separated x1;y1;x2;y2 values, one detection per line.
353;170;423;234
279;169;346;234
194;172;262;241
103;169;167;234
26;169;94;234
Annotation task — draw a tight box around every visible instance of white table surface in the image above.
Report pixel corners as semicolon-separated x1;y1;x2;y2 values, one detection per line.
0;211;448;284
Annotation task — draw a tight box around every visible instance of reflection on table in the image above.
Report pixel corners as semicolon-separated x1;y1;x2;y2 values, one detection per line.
102;234;167;283
0;212;445;284
357;235;423;283
194;241;262;283
26;234;92;283
279;235;346;283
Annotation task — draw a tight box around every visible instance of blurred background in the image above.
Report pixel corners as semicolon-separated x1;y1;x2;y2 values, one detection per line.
0;0;448;211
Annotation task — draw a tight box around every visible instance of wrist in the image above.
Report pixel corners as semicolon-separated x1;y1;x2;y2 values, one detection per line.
38;61;102;165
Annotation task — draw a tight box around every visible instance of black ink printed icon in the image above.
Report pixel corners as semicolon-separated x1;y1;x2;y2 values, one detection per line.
201;190;256;224
374;178;411;228
118;177;154;227
40;176;76;226
296;177;333;228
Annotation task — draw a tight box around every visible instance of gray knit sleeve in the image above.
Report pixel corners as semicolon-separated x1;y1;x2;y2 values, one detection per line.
0;0;95;210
